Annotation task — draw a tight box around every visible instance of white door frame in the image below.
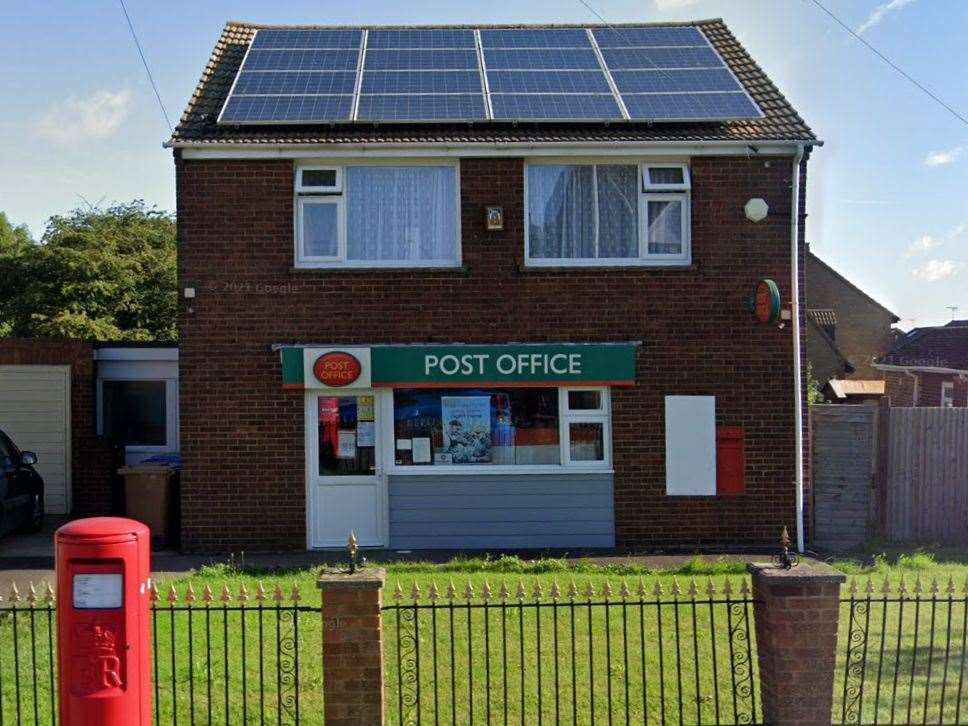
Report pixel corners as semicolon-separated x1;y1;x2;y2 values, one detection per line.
304;388;390;549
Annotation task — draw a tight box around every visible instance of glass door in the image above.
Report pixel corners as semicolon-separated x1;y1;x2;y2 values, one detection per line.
307;391;383;548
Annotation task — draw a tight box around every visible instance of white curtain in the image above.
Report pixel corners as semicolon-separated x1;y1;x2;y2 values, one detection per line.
647;199;683;255
346;166;457;262
597;165;638;258
528;165;595;258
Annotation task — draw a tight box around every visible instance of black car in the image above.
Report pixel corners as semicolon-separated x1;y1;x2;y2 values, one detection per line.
0;428;44;535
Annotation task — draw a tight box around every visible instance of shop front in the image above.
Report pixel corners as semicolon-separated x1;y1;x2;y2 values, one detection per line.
279;344;637;549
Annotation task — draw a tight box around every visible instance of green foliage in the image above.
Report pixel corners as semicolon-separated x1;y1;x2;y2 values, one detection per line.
0;201;176;341
806;361;825;404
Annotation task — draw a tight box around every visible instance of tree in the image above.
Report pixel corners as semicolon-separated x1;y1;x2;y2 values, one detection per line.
0;213;35;336
2;201;177;341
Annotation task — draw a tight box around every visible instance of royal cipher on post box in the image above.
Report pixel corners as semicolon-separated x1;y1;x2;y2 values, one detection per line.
55;517;151;726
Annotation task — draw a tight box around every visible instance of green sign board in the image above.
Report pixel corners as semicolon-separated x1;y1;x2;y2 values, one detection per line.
373;344;636;386
281;344;637;388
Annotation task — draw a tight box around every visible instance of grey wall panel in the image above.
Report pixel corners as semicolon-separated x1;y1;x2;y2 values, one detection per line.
388;473;614;549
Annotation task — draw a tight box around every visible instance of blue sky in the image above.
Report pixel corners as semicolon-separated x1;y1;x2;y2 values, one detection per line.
2;0;965;327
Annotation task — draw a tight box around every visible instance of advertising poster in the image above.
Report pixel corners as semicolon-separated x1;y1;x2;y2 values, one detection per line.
357;421;375;447
412;437;431;464
337;430;357;459
357;395;375;421
441;396;492;464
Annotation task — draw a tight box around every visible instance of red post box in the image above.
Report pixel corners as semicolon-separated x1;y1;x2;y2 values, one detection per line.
55;517;151;726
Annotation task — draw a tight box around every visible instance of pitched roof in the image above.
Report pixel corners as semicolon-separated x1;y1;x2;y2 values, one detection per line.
807;251;900;323
945;319;968;328
878;326;968;372
168;19;817;147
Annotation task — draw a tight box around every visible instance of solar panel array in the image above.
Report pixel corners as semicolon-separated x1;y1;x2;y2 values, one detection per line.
218;26;762;124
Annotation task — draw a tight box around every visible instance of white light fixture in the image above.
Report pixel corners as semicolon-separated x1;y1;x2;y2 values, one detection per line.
183;287;196;299
744;198;769;223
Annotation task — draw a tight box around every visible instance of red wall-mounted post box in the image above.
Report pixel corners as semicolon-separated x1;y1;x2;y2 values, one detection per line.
55;517;151;726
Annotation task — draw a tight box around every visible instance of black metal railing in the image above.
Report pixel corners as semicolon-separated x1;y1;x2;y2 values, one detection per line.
834;576;968;725
383;577;759;725
0;583;57;725
0;580;322;726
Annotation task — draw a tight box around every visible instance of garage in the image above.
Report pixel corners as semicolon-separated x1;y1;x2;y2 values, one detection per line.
0;365;71;514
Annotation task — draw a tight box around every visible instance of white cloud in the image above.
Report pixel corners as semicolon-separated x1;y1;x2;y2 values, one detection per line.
948;223;966;239
924;146;964;166
857;0;918;35
906;235;941;256
911;259;961;282
35;89;131;146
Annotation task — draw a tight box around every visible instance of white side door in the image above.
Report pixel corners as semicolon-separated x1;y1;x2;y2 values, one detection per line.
306;390;385;548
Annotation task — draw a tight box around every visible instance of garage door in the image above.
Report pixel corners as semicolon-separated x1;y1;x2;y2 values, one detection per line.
0;366;71;514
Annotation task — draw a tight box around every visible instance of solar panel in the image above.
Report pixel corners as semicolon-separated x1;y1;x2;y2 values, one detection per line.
217;25;763;124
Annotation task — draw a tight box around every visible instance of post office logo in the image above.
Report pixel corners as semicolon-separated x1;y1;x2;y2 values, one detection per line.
313;351;362;387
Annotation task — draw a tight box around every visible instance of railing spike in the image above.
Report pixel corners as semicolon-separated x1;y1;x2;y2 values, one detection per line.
602;580;613;598
962;575;968;595
653;580;664;598
551;580;561;601
865;578;875;595
620;579;630;599
637;577;647;598
739;579;751;597
27;582;37;604
849;578;859;596
688;578;699;599
393;582;404;602
167;583;178;604
881;578;892;596
533;581;543;601
499;581;510;603
722;579;733;597
221;584;232;603
290;584;301;604
411;581;422;603
148;580;159;603
482;580;492;602
946;576;957;596
256;582;267;602
671;578;682;597
429;581;440;602
273;584;284;603
463;581;474;602
238;583;249;603
914;576;924;595
186;583;197;605
930;577;940;596
898;576;908;596
585;581;596;599
44;582;55;603
203;584;214;604
516;580;527;601
9;582;21;603
706;578;717;597
446;580;457;601
568;580;579;600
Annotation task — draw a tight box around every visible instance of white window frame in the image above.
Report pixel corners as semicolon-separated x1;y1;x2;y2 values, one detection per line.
97;378;178;454
941;381;955;408
294;160;462;270
523;159;692;268
386;386;612;474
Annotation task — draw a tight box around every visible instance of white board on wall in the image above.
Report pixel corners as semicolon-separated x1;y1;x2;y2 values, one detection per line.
665;395;716;496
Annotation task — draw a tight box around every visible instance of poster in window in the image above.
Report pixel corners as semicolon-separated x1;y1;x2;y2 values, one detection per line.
441;396;492;464
357;395;375;421
337;430;357;459
357;421;375;447
412;437;432;464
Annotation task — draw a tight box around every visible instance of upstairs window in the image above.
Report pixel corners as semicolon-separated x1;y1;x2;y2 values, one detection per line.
526;162;691;266
296;164;460;268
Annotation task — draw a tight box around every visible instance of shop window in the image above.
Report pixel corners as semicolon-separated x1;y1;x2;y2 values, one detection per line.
295;163;460;268
317;395;376;476
525;162;690;266
102;380;167;447
392;387;610;469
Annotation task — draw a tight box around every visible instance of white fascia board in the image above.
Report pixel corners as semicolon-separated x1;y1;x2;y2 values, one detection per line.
872;363;968;376
176;140;809;160
94;347;179;362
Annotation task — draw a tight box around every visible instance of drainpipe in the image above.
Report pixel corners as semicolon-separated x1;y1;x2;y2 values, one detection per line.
790;145;806;553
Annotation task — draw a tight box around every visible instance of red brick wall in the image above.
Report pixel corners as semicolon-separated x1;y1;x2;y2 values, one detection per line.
0;338;116;515
884;370;968;407
176;154;807;551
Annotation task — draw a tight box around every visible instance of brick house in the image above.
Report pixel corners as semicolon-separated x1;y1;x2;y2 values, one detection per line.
167;20;817;552
805;249;899;400
877;321;968;407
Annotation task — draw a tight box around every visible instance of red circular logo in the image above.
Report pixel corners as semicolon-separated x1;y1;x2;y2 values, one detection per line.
313;352;362;387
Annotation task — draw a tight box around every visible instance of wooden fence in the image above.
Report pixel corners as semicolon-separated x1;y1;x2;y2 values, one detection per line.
811;402;968;548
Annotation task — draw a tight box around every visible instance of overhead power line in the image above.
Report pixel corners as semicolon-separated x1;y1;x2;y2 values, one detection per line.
118;0;173;133
809;0;968;127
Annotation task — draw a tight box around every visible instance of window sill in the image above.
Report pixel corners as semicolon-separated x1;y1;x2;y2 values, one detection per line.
519;262;698;273
292;264;470;274
389;465;614;476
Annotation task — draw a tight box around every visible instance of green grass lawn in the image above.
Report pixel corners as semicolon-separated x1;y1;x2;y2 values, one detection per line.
0;549;965;725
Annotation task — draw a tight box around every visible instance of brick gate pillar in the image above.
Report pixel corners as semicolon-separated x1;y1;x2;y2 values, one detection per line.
318;567;386;726
749;560;846;726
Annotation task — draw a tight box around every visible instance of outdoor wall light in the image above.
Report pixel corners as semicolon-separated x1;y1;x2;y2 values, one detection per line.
744;198;769;223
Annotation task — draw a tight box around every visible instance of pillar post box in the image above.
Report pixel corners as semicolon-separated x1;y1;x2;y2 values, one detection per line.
55;517;152;726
